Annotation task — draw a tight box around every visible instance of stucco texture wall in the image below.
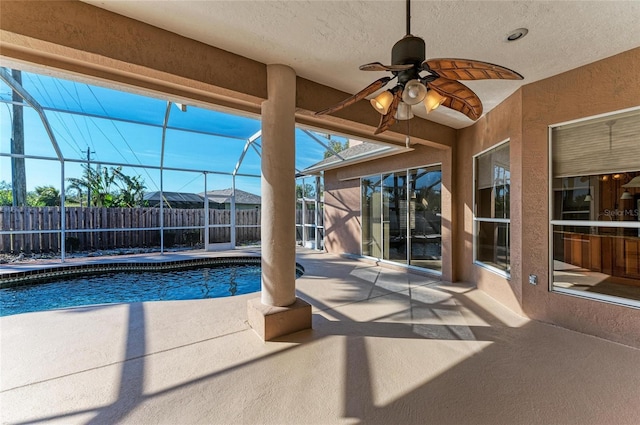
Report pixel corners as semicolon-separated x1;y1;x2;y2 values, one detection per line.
519;47;640;347
456;47;640;346
456;91;524;315
323;172;361;256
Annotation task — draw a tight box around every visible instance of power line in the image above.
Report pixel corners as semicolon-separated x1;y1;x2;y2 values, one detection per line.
86;86;144;164
74;83;97;154
85;85;159;191
52;78;95;156
47;110;85;157
175;172;204;193
28;74;84;156
85;147;95;206
50;77;96;158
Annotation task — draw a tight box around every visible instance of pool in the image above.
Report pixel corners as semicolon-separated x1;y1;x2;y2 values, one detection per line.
0;259;303;317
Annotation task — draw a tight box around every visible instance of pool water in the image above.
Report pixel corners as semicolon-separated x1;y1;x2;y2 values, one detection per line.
0;264;263;317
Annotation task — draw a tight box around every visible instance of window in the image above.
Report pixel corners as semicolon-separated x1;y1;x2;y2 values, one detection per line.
550;108;640;307
361;165;441;272
474;141;510;275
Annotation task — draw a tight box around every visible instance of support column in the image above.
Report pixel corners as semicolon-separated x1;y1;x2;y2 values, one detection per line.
248;64;311;340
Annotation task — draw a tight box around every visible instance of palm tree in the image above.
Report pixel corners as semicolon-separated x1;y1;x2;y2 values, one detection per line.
113;168;146;207
67;164;118;207
65;183;84;207
32;185;61;206
67;164;146;207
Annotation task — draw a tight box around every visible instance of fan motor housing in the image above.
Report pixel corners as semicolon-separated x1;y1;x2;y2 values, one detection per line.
392;35;426;66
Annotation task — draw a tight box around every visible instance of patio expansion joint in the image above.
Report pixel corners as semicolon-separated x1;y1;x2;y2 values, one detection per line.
0;326;252;394
302;279;442;315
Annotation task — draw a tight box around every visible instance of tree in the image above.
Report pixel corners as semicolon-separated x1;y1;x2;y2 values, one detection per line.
65;184;84;207
296;183;315;199
67;164;146;207
322;138;349;159
0;181;12;206
67;164;115;207
32;185;61;206
112;168;146;207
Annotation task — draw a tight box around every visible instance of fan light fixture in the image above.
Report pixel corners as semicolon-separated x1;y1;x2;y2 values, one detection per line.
402;80;427;105
424;89;447;114
584;193;592;202
314;0;523;135
395;102;414;120
621;190;633;200
371;91;394;115
375;82;446;117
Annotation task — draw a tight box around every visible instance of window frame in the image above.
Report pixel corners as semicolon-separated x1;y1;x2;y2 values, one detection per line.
473;138;511;278
359;162;442;274
548;106;640;308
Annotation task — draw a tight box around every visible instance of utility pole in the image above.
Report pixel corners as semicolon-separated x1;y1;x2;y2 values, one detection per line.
11;69;26;206
86;147;95;206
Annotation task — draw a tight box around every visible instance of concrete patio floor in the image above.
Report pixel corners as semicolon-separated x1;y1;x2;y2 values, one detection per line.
1;249;639;424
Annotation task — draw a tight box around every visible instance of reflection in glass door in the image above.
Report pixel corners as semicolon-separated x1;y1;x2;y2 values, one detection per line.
383;172;408;264
409;168;442;271
361;176;382;258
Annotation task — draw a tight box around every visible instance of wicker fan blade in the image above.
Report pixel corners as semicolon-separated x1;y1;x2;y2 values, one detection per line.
374;89;402;135
359;62;415;72
427;78;482;120
315;76;392;116
423;58;523;80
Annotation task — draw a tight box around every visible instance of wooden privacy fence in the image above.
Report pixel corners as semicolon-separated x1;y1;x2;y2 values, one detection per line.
0;207;262;253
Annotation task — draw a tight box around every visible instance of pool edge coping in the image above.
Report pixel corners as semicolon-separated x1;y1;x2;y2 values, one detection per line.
1;256;305;288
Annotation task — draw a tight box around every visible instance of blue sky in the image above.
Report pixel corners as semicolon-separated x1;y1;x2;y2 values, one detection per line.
1;70;343;196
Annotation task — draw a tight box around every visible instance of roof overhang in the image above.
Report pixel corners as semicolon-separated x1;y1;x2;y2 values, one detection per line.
301;143;410;176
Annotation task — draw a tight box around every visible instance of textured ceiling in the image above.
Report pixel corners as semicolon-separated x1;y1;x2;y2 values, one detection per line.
84;1;640;129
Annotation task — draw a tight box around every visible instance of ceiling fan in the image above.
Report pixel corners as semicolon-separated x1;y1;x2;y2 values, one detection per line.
315;0;524;135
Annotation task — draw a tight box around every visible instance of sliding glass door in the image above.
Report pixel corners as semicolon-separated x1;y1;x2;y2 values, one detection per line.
383;172;408;264
362;165;441;272
409;168;442;271
362;176;382;258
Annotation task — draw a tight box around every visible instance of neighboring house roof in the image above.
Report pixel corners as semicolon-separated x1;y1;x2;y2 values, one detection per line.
200;188;261;205
143;191;205;204
301;142;405;175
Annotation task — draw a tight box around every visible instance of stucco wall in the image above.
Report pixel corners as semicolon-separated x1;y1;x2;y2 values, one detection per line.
519;47;640;347
455;47;640;346
323;172;361;256
456;91;524;315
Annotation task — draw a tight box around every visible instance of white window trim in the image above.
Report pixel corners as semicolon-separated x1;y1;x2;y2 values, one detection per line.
548;107;640;309
473;138;511;278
